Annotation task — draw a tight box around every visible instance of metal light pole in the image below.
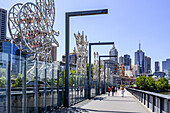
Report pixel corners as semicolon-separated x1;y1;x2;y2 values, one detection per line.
99;55;117;94
65;9;108;107
88;42;114;98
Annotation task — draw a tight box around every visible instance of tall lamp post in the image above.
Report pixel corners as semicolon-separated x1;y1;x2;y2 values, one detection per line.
65;9;108;107
88;42;114;98
99;55;117;94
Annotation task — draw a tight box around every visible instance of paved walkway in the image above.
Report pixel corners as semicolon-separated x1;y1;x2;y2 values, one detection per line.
56;89;151;113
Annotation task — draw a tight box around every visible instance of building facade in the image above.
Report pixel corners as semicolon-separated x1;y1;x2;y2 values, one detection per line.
135;42;145;74
0;8;7;40
124;54;131;71
119;56;124;64
145;56;151;74
155;61;160;72
109;44;118;63
162;59;170;75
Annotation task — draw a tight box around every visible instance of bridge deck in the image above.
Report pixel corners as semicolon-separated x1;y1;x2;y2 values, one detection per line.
56;89;151;113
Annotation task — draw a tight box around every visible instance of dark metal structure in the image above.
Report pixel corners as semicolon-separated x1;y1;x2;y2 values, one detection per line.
99;55;117;95
65;9;108;107
88;42;114;98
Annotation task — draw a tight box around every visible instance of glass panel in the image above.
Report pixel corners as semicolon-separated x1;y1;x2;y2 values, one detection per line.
26;58;36;112
38;61;45;112
53;64;58;108
0;52;8;113
11;54;24;113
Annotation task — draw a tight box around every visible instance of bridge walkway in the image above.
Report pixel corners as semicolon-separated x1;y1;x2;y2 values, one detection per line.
56;89;151;113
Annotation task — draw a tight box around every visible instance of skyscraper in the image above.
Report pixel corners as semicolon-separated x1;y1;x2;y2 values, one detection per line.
162;59;170;75
155;61;160;72
119;56;124;64
124;54;131;70
109;44;118;63
0;8;7;40
135;42;145;74
145;56;151;73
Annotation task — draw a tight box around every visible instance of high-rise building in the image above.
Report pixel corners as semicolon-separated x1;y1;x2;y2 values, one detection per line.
0;8;7;40
119;56;124;64
109;44;118;63
145;56;151;73
155;61;160;72
124;54;131;70
162;59;170;75
135;42;145;74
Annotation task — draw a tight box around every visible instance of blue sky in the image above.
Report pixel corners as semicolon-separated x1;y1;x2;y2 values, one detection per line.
1;0;170;72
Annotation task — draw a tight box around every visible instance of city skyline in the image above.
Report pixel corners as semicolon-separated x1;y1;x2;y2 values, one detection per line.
1;0;170;72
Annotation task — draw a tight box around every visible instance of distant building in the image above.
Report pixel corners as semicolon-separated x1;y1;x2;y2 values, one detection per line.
145;56;151;74
52;46;57;62
119;56;124;64
162;59;170;75
62;53;77;64
0;8;7;40
119;63;125;77
109;44;118;63
132;64;139;78
124;54;131;71
153;72;166;79
135;42;145;74
155;61;160;72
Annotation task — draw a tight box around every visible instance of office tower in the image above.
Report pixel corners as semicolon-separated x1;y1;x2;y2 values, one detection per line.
124;54;131;70
0;8;7;40
145;56;151;73
135;42;145;74
119;56;124;64
109;44;118;63
155;61;160;72
162;59;170;75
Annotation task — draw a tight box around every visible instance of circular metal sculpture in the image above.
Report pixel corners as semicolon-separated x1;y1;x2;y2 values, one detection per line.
8;0;59;55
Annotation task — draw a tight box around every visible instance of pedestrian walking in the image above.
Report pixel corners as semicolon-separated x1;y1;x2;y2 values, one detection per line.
108;86;111;96
111;86;115;96
121;86;125;97
115;86;117;94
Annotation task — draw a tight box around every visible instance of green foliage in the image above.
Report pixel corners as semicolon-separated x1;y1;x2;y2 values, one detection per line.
155;78;168;91
13;73;22;87
145;77;155;91
0;76;6;88
135;76;146;90
168;85;170;89
135;76;169;92
0;68;6;77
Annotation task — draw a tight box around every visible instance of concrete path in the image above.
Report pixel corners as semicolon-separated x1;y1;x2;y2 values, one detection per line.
56;89;151;113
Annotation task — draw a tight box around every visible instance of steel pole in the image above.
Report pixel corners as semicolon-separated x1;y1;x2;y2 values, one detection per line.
64;13;70;107
98;57;101;95
88;44;91;99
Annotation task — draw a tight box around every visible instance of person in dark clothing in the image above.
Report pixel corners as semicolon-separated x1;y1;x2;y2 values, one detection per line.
112;86;115;96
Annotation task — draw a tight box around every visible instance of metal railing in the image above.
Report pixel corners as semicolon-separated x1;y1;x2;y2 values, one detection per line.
127;88;170;113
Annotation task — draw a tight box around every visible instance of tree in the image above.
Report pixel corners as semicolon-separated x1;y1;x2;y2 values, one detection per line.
155;77;168;91
135;76;146;90
145;77;155;91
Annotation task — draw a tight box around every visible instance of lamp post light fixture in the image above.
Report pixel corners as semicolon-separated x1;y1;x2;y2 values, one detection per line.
99;55;117;94
65;9;108;107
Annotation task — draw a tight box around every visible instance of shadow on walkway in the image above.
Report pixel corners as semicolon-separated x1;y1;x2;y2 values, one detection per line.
56;107;141;113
